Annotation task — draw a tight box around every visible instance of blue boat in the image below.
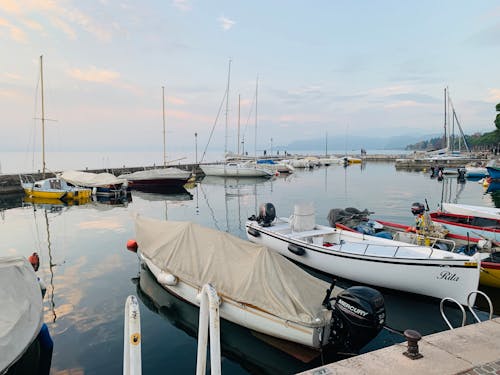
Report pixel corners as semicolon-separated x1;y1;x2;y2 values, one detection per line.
487;165;500;180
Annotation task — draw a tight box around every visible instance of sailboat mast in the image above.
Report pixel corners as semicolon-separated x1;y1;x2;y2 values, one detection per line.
444;87;448;151
325;131;328;157
254;76;258;159
40;55;46;178
224;60;231;158
237;94;241;156
162;86;166;167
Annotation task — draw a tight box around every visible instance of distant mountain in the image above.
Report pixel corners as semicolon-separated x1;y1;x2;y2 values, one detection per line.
281;134;441;152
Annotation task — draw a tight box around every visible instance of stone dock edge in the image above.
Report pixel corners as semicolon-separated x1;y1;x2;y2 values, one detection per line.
298;317;500;375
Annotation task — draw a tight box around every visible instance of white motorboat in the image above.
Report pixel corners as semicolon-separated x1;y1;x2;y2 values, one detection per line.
440;203;500;221
131;215;386;353
200;162;275;178
60;170;127;197
118;167;192;191
245;203;481;305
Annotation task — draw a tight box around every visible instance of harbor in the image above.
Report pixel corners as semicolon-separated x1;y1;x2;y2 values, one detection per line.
2;159;499;374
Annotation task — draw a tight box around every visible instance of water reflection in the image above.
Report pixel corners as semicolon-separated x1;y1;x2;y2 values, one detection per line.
199;176;269;233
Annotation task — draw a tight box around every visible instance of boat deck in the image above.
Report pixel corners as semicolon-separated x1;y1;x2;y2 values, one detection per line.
261;220;467;260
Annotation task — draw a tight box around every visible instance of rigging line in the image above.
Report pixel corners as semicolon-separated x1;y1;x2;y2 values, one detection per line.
198;183;221;231
199;86;228;163
242;92;255;139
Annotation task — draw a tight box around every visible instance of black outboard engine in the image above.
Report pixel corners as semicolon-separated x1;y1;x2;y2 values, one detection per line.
410;202;425;216
328;286;385;353
258;203;276;227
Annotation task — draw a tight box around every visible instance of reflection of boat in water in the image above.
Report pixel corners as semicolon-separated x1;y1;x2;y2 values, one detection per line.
201;175;272;187
131;188;193;202
23;195;91;208
135;265;316;373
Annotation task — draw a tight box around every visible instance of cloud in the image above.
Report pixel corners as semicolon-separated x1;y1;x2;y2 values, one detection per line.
487;88;500;102
384;100;426;109
21;18;43;30
67;66;120;83
218;16;235;31
167;96;186;105
0;16;27;42
172;0;191;11
4;72;22;80
0;0;113;42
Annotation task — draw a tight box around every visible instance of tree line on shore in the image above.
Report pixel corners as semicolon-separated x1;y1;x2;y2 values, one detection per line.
406;103;500;151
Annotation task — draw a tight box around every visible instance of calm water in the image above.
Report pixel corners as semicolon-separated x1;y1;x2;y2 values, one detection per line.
1;162;498;374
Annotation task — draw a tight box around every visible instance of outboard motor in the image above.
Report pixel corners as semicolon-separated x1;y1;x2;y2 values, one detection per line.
410;202;425;216
328;286;385;353
258;203;276;227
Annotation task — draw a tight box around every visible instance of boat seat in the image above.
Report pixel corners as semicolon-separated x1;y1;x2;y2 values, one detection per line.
289;228;336;238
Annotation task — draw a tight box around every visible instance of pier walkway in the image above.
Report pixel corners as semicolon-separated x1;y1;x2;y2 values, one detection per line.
298;317;500;375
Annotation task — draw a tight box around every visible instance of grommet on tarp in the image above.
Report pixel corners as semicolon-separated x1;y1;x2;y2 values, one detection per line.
403;329;423;360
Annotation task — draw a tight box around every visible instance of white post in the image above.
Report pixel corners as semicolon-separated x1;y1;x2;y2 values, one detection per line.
196;284;221;375
123;295;141;375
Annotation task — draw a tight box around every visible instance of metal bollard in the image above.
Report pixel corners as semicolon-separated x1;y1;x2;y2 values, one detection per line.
403;329;423;360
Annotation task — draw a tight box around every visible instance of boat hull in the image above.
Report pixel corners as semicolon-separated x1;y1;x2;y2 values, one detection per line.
127;178;190;191
351;219;497;289
201;164;274;177
430;212;500;241
480;261;500;288
140;254;325;349
246;221;480;305
486;166;500;180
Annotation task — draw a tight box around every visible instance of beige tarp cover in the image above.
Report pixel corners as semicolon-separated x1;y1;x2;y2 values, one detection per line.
60;170;126;187
135;215;332;326
0;257;43;372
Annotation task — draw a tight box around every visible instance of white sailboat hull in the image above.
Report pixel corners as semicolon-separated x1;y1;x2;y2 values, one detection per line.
201;164;274;178
246;219;480;305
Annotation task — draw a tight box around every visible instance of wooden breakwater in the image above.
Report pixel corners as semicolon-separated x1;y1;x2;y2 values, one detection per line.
0;163;204;195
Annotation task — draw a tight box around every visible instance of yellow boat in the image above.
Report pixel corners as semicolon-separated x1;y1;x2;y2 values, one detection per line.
20;57;92;202
346;157;362;164
20;176;92;201
480;253;500;288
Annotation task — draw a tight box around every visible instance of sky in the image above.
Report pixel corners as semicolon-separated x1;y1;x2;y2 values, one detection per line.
1;0;500;157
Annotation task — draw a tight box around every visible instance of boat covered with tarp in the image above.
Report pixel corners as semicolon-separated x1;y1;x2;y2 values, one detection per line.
133;214;386;353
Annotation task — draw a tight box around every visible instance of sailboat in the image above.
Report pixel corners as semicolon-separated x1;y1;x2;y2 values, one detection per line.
425;87;472;162
20;56;92;201
200;62;275;178
118;86;193;192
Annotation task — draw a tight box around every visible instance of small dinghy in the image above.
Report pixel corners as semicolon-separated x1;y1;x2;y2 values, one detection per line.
246;203;481;305
130;215;386;354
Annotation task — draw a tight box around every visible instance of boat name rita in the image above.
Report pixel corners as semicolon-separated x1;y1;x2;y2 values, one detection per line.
437;271;460;282
337;299;369;317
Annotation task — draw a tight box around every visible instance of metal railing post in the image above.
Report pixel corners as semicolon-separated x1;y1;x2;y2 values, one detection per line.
196;284;221;375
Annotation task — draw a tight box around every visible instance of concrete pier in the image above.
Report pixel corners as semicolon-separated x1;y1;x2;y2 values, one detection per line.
298;317;500;375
